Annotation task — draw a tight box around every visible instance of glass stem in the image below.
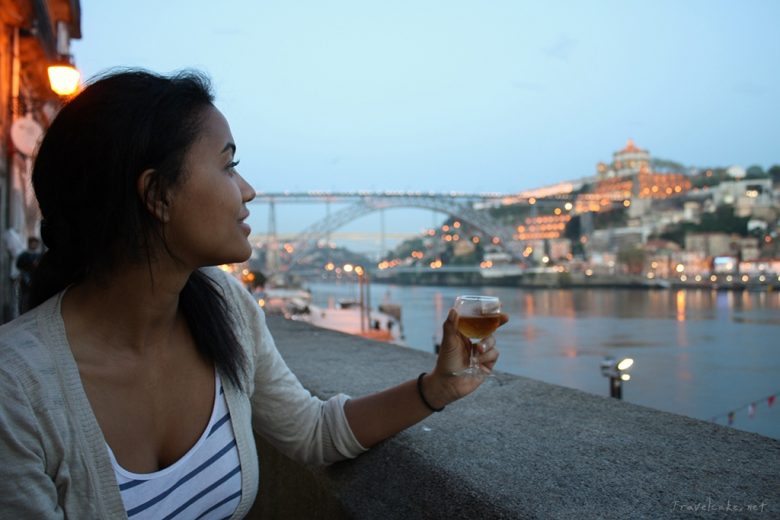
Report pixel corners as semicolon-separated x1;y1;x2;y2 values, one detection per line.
470;341;479;372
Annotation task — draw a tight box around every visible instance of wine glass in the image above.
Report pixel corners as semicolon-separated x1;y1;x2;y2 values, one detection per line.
452;295;502;378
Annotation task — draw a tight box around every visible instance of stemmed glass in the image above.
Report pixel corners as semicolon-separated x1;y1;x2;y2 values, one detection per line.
452;295;503;378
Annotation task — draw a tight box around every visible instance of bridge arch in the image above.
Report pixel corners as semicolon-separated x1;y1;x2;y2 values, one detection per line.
287;195;520;265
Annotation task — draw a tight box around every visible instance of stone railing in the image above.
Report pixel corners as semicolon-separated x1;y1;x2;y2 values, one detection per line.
247;316;779;519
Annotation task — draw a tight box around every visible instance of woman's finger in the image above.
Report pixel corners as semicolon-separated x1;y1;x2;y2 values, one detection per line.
442;309;459;337
476;335;496;353
478;346;499;365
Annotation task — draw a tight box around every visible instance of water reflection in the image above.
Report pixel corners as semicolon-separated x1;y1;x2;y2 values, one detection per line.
675;290;686;322
306;282;780;439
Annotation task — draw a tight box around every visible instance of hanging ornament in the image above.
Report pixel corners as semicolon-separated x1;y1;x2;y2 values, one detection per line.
769;395;776;408
748;403;756;418
727;412;735;425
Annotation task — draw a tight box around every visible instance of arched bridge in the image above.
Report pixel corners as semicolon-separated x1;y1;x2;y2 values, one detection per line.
252;191;577;265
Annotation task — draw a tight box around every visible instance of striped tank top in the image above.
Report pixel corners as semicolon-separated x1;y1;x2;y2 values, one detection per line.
107;372;242;520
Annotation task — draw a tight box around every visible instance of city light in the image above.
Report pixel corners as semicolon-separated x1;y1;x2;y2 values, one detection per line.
243;142;777;298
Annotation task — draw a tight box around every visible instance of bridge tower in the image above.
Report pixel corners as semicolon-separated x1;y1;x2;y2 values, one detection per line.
380;208;386;259
266;198;279;274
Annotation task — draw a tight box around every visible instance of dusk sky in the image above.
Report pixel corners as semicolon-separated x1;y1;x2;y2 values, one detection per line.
72;1;780;254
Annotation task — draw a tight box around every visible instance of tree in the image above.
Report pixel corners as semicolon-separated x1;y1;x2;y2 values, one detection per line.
617;246;647;275
659;222;697;248
768;165;780;185
691;167;728;188
746;165;767;179
697;206;749;235
391;237;425;260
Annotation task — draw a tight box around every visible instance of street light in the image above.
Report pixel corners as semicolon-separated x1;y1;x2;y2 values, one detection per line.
48;21;81;97
47;62;80;96
600;357;634;399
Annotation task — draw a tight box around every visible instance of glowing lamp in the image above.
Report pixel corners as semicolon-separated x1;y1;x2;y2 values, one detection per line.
48;64;81;96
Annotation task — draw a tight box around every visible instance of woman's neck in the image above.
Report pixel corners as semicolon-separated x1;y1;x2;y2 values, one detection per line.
61;261;193;358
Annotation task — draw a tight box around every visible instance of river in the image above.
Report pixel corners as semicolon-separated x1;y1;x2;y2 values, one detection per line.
305;281;780;440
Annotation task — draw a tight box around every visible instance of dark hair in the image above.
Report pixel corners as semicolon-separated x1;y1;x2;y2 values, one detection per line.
30;69;246;389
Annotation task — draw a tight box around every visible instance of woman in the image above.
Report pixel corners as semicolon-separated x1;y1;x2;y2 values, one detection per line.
0;70;503;519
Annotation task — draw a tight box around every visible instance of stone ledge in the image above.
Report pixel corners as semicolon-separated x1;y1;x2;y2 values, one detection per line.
248;315;779;519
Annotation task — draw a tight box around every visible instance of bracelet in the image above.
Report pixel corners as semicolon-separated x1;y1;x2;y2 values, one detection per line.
417;372;445;412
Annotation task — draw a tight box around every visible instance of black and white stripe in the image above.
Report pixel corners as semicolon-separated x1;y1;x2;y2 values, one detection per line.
109;373;242;520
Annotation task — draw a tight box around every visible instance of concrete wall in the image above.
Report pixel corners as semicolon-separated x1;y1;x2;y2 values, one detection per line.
248;316;779;519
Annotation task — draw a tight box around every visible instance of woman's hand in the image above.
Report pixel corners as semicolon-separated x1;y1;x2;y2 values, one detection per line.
423;309;507;408
344;309;507;447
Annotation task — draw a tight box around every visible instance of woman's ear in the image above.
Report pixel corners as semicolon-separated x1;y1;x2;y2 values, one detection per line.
137;169;170;222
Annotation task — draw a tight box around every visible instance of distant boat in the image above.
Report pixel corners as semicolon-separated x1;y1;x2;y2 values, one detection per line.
256;287;405;345
254;287;312;315
643;278;671;289
292;299;405;345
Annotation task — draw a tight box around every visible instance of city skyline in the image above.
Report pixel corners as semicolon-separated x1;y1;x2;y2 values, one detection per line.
72;1;780;248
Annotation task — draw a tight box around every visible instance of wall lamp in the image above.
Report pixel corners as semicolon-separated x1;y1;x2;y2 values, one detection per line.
47;57;81;96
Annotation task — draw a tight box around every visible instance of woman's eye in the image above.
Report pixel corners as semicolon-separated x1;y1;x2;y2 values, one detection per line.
226;159;240;172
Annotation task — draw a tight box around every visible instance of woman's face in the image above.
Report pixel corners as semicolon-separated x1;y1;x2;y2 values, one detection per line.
164;106;256;268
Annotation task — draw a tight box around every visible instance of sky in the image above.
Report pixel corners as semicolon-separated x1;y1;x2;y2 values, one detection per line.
71;1;780;255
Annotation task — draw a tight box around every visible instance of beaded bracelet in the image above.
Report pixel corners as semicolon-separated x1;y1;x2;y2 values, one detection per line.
417;372;445;412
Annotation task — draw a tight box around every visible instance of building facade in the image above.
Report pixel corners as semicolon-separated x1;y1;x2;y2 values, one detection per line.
1;0;81;322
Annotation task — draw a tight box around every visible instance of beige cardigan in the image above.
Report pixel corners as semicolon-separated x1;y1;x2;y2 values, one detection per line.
0;267;366;519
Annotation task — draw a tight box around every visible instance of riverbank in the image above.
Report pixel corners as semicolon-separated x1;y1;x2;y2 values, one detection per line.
371;268;780;291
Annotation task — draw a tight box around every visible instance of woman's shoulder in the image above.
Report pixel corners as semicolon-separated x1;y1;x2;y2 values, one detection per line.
0;303;61;394
200;266;267;337
202;266;244;294
201;267;257;310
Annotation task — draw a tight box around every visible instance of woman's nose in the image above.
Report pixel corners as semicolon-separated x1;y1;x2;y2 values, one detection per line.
238;173;256;203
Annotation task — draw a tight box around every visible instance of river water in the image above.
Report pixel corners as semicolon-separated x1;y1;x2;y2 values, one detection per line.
305;281;780;440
